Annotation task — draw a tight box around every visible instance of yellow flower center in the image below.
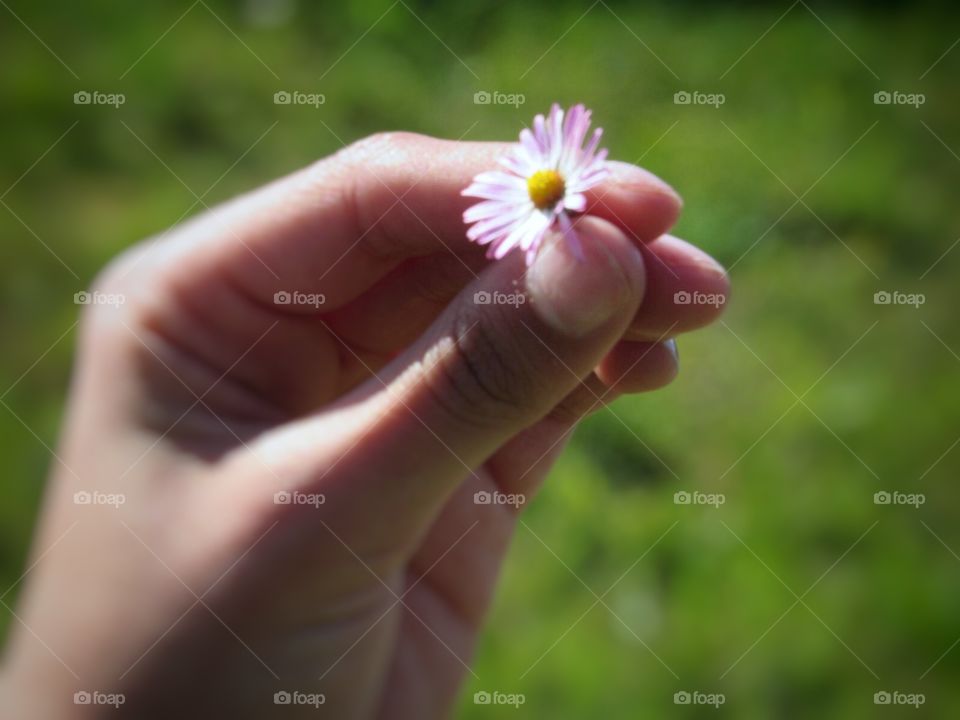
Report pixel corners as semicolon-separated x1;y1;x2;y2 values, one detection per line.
527;169;566;210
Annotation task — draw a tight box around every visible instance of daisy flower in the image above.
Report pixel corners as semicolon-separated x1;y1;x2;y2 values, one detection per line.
461;103;610;266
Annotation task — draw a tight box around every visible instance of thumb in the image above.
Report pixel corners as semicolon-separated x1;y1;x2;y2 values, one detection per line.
269;216;645;528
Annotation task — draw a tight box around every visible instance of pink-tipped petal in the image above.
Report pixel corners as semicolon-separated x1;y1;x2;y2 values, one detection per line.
497;153;530;176
548;104;565;166
462;181;528;201
525;244;539;267
489;212;545;263
491;220;529;259
519;128;542;159
569;168;608;192
522;221;549;264
573;123;593;167
561;104;590;170
533;113;549;149
557;212;584;261
582;127;604;163
471;170;522;187
568;155;610;191
463;200;520;224
475;225;514;246
520;213;553;266
466;206;532;241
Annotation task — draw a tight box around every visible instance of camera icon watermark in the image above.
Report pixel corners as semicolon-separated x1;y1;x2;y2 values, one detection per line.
873;90;925;108
674;90;725;108
274;290;326;308
74;90;125;108
473;90;525;108
274;490;326;508
74;690;125;707
674;690;725;707
673;290;725;308
473;490;526;509
73;490;126;508
473;690;525;707
873;491;925;508
473;290;526;307
873;290;924;308
274;90;325;108
873;690;924;707
673;490;725;508
273;690;326;707
74;290;126;308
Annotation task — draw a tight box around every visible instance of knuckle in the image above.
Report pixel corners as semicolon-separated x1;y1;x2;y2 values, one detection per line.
74;251;143;349
546;393;592;427
425;307;538;430
337;131;425;166
77;242;171;344
410;254;475;305
90;244;146;294
79;247;142;314
332;131;440;261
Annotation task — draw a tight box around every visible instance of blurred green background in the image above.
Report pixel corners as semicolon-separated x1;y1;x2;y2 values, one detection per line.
2;0;959;717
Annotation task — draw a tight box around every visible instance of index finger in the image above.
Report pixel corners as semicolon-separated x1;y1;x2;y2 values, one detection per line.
146;132;682;311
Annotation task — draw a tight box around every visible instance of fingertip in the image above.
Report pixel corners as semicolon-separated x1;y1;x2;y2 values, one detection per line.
626;234;730;340
526;216;646;338
587;161;683;242
607;161;683;208
596;339;680;393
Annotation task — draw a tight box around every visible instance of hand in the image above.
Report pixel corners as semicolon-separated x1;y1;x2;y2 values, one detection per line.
2;132;728;719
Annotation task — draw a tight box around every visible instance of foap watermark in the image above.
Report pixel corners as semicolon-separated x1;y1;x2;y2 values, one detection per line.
874;690;925;708
474;490;525;509
473;290;526;307
873;290;924;308
674;90;725;108
274;490;326;508
674;290;725;308
274;90;325;107
873;91;925;108
74;491;126;508
273;691;326;708
674;690;725;708
274;290;326;308
473;690;526;708
874;491;925;508
74;691;125;708
75;290;125;308
674;490;725;508
74;90;125;108
473;91;525;108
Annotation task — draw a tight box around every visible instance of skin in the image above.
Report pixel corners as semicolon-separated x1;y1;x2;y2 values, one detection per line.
0;132;729;719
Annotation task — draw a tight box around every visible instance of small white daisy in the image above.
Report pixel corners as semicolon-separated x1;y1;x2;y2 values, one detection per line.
461;103;610;266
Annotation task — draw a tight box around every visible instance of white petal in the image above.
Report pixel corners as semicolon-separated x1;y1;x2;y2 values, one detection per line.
467;203;534;240
498;152;536;176
463;200;522;223
519;129;544;160
564;193;587;212
557;212;584;260
462;174;530;199
471;170;524;187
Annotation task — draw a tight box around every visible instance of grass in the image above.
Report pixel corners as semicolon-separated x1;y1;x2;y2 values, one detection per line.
2;1;959;717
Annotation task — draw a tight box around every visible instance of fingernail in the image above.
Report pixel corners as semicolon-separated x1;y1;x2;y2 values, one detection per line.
665;338;679;367
526;224;641;337
661;234;727;280
607;160;683;209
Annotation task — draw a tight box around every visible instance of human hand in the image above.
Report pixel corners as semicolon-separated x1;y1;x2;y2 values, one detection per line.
2;132;728;719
